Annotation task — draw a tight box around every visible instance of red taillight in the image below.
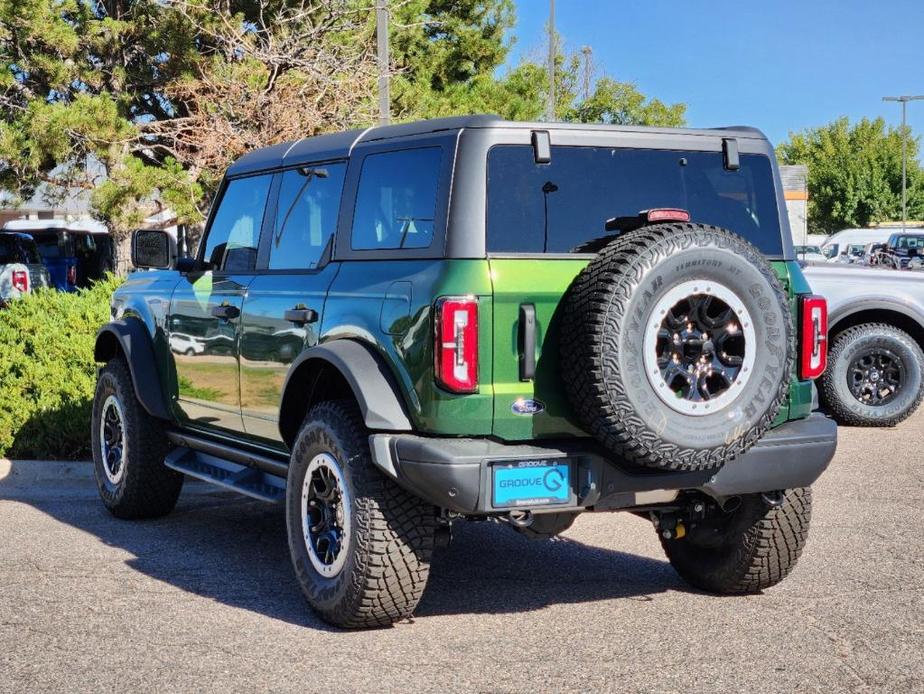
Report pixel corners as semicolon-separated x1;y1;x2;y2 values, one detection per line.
800;295;828;380
12;269;29;293
434;297;478;393
646;208;691;223
67;264;77;286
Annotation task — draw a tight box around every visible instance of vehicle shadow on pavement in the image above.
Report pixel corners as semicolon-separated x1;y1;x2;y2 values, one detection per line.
418;521;684;618
1;467;685;629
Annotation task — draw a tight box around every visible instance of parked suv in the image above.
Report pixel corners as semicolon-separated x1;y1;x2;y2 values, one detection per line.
92;116;836;628
2;219;115;291
0;232;50;306
883;232;924;269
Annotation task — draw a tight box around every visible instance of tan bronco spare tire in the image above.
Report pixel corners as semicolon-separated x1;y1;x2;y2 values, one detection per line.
561;222;793;472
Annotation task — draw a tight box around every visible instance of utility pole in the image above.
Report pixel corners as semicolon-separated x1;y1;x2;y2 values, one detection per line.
376;0;390;125
883;95;924;229
580;46;593;101
546;0;555;122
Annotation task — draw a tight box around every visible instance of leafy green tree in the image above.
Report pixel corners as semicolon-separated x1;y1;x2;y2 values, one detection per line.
567;76;685;126
778;117;924;234
388;13;686;127
389;0;516;118
0;0;685;260
485;38;687;126
0;1;375;244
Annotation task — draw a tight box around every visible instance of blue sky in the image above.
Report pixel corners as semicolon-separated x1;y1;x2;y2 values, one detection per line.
509;0;924;150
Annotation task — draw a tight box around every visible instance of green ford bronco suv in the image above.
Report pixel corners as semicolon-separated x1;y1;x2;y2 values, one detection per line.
92;116;836;628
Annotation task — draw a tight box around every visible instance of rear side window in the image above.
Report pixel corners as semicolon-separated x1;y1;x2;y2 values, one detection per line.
0;236;18;263
351;147;442;250
202;174;272;272
0;235;40;264
270;163;346;270
486;146;784;256
31;232;70;259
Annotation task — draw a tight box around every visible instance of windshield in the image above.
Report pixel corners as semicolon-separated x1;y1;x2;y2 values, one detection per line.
823;244;838;258
891;235;924;250
795;245;821;254
486;146;784;256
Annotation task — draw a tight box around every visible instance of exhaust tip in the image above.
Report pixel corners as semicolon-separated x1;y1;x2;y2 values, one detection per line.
507;510;534;528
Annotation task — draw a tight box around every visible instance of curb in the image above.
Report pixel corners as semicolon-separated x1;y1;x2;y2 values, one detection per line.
0;458;94;485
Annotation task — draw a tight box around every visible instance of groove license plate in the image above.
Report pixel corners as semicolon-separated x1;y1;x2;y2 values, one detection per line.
492;460;570;508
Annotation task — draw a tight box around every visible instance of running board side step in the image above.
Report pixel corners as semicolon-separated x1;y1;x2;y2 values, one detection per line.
165;448;286;503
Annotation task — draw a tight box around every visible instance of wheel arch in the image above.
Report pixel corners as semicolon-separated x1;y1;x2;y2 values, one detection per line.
278;340;414;448
828;304;924;348
94;320;172;420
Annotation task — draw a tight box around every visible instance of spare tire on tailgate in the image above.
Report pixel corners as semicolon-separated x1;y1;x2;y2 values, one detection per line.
561;223;793;472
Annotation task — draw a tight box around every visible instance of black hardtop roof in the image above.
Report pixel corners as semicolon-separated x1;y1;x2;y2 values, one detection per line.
226;115;769;177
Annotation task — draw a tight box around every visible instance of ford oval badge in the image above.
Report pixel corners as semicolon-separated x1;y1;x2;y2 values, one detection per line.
511;398;545;416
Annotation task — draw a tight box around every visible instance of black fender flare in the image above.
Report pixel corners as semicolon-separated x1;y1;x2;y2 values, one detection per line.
279;340;414;443
94;320;171;420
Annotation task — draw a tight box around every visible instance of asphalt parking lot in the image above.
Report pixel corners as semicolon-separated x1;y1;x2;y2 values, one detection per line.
1;413;922;694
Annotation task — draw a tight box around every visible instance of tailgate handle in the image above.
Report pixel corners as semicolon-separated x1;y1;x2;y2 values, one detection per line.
518;303;537;381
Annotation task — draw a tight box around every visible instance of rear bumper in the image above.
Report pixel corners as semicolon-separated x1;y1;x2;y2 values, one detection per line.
369;413;837;514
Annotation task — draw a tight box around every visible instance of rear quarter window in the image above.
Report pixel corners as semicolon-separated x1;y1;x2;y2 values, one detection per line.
351;147;442;251
0;236;40;264
486;145;784;257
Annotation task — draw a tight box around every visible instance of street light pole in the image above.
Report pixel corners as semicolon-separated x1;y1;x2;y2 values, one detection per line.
376;0;390;125
883;95;924;229
546;0;555;122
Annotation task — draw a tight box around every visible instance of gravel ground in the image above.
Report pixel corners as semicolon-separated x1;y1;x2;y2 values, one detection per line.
1;412;922;693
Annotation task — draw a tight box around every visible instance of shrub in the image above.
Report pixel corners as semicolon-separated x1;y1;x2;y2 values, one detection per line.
0;277;122;460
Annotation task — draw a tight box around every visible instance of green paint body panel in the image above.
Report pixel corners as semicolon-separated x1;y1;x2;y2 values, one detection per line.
108;255;816;449
485;257;815;442
323;259;495;437
488;258;589;440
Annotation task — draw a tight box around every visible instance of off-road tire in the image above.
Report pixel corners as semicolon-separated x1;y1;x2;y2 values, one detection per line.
819;323;924;427
561;223;793;471
661;487;812;594
91;357;183;519
286;400;438;629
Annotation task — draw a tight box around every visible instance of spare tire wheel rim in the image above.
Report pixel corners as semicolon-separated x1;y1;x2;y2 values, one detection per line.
643;279;757;416
301;453;352;578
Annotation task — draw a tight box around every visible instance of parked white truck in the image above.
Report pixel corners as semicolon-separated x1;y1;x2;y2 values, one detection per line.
804;263;924;425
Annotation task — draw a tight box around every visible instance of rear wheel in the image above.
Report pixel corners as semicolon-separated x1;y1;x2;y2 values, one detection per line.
286;400;438;628
90;358;183;519
820;323;924;426
661;488;812;594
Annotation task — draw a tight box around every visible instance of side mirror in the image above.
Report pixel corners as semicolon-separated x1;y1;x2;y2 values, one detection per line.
131;229;176;270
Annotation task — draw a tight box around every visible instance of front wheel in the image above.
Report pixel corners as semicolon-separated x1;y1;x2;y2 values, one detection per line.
91;358;183;519
661;488;812;594
285;400;438;628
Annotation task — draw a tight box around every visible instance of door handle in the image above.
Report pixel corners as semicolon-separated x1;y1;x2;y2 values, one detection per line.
519;303;537;381
284;306;318;326
211;304;240;321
